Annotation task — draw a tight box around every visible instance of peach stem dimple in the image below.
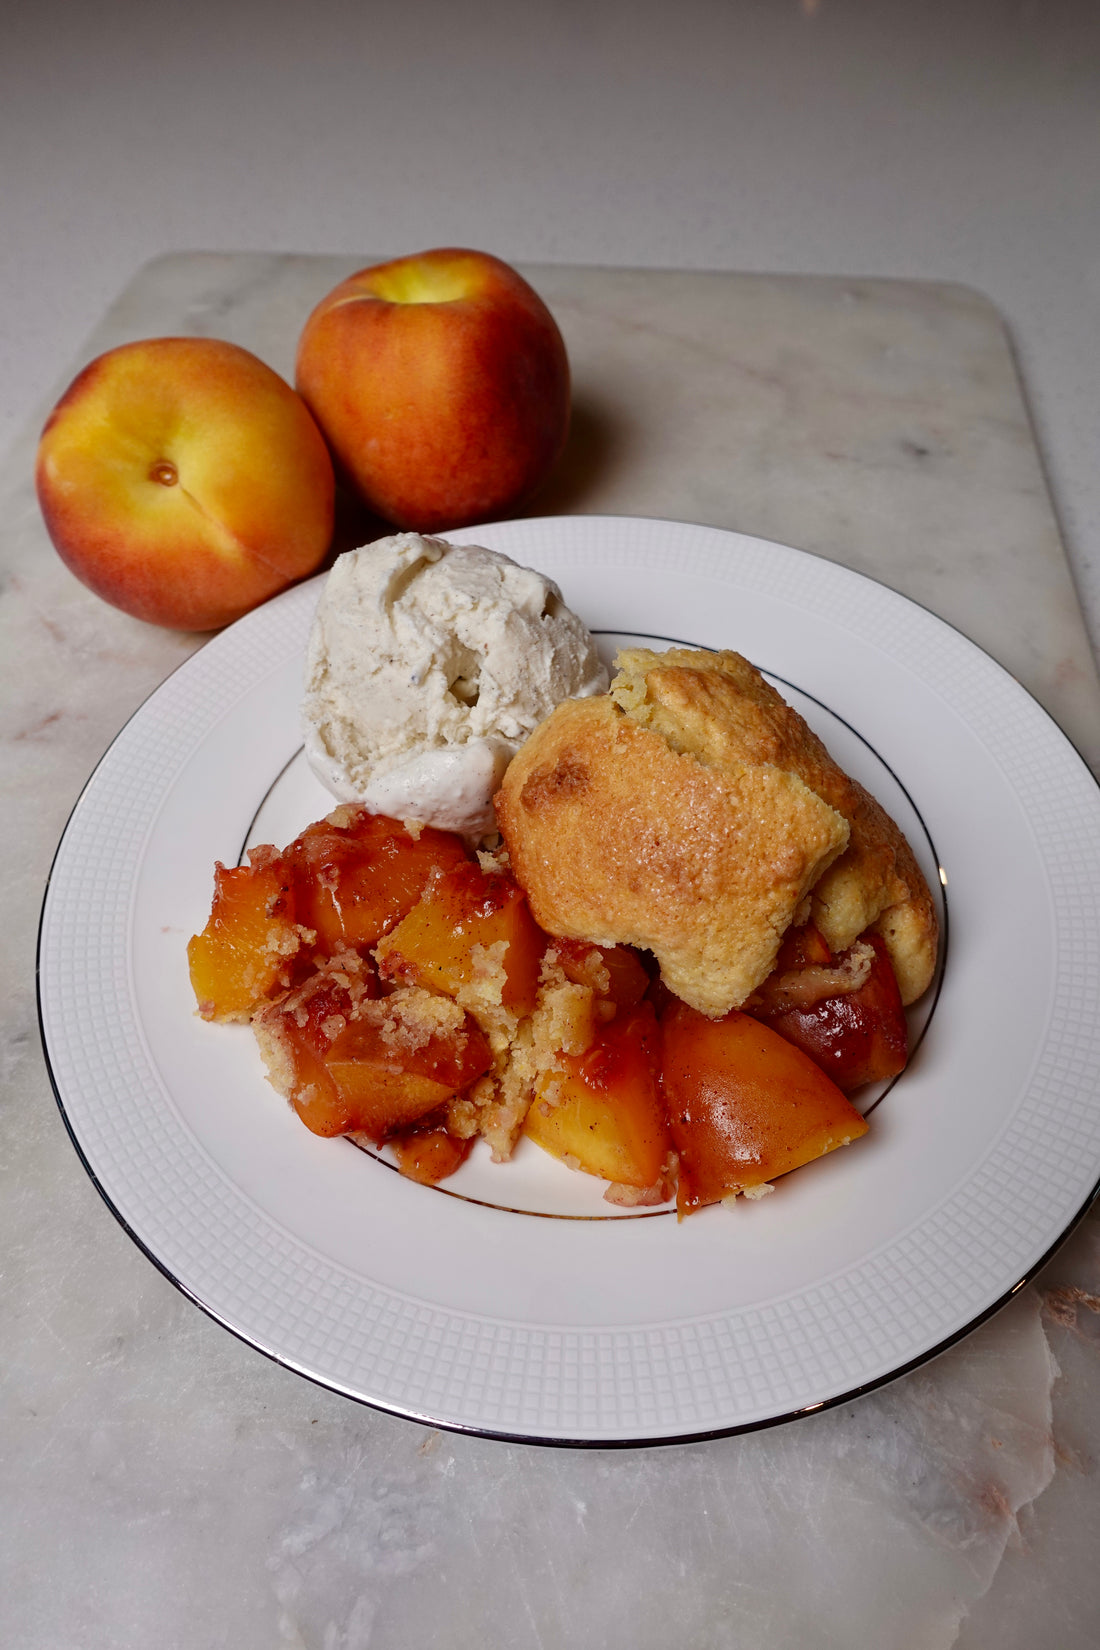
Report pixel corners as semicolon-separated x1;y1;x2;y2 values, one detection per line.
149;459;179;486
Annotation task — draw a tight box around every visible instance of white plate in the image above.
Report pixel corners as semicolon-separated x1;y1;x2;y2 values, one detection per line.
38;516;1100;1444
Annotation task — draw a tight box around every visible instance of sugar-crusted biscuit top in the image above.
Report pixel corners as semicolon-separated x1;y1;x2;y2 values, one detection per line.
496;648;938;1015
612;648;938;1003
496;692;851;1018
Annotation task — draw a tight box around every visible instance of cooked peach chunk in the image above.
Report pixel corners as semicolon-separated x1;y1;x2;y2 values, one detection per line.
377;861;548;1016
661;1001;869;1216
187;856;299;1021
188;808;471;1020
389;1127;475;1186
552;938;650;1009
254;960;489;1141
252;959;378;1136
289;807;470;954
323;997;492;1142
748;929;908;1092
524;1003;671;1190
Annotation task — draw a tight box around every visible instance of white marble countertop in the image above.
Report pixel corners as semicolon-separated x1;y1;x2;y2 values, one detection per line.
4;5;1100;1647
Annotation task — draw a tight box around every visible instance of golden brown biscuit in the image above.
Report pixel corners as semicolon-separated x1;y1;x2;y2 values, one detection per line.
496;648;938;1015
611;649;938;1004
496;693;851;1017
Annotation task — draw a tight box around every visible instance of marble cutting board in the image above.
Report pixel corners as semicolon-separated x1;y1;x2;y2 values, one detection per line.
4;255;1100;1650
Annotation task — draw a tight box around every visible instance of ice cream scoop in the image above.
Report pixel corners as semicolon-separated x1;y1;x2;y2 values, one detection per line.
302;532;609;840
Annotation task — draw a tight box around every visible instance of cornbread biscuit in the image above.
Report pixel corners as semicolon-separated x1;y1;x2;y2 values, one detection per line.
496;648;938;1015
496;693;851;1017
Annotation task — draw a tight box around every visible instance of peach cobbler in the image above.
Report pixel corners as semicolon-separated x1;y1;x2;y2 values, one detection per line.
189;648;937;1217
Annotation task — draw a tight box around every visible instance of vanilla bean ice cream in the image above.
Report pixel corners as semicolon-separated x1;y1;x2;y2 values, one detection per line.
302;533;609;840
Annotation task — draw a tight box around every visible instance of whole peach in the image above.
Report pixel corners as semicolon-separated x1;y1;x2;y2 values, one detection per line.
295;249;570;532
36;337;335;631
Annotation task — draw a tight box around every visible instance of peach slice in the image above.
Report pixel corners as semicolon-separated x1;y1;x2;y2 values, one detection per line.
748;929;909;1092
252;961;378;1137
661;1001;868;1216
377;861;548;1016
323;1005;492;1142
187;856;299;1021
388;1127;475;1186
289;808;470;954
253;960;489;1142
525;1003;671;1190
188;809;471;1021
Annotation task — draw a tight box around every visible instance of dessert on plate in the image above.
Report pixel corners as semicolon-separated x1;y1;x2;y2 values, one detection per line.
189;537;938;1217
